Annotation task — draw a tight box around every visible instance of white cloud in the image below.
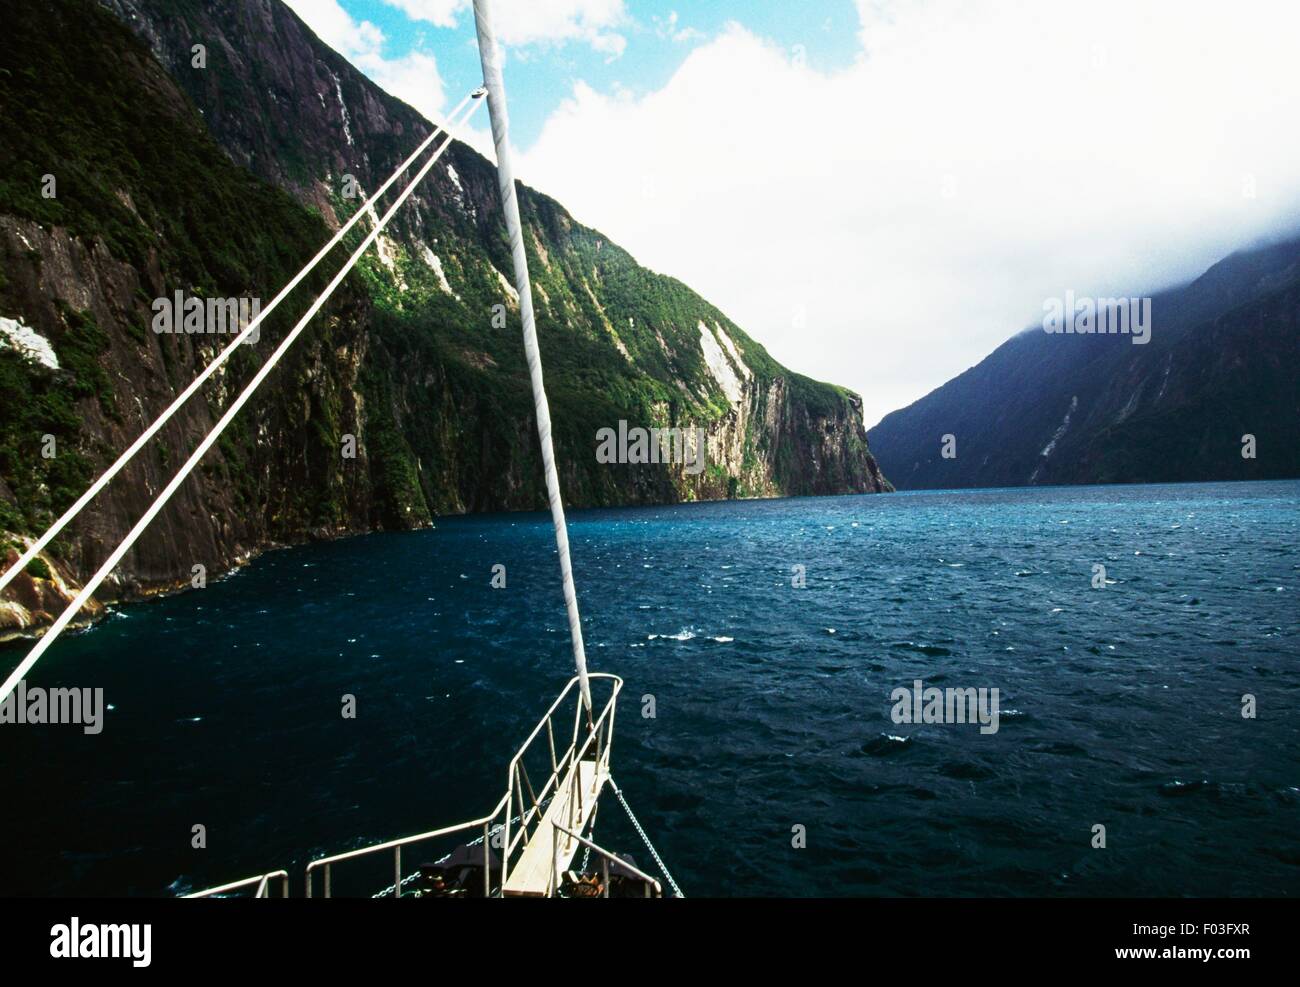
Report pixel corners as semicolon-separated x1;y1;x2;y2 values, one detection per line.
286;0;446;120
357;50;445;121
653;10;701;44
517;0;1300;427
385;0;628;56
383;0;461;29
285;0;382;58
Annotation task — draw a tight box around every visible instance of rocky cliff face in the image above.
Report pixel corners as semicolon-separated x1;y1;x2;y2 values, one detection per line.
0;0;378;634
0;0;887;633
97;0;889;508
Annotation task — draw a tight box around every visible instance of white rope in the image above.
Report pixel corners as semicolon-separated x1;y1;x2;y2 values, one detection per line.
0;95;486;706
610;779;684;898
472;0;593;715
0;89;479;597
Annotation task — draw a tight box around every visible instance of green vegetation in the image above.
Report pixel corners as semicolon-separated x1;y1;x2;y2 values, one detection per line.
0;343;95;532
0;0;880;566
0;1;329;296
0;0;364;536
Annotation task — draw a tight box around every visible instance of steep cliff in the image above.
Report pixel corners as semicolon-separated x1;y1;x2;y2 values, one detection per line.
0;0;887;632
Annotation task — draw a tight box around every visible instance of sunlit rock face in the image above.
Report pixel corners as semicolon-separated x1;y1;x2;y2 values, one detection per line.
0;0;889;631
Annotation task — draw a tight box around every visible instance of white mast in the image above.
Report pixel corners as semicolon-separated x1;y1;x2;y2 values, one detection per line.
472;0;593;714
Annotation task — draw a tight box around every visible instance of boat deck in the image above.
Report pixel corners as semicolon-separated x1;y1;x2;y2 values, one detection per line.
503;758;608;896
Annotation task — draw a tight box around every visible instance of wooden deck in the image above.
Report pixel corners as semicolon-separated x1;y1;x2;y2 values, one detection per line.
502;758;608;896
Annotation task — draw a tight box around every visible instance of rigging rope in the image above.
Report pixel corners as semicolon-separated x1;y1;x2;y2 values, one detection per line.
610;778;684;898
472;0;593;716
0;89;479;599
0;94;486;706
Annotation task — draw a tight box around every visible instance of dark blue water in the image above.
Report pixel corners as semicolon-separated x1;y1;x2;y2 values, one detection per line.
3;481;1298;897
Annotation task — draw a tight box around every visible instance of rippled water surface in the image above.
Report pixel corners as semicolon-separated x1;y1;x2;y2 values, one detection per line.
3;481;1298;896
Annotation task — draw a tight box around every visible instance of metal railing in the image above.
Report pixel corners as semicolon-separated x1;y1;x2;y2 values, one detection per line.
498;673;621;892
185;870;289;898
296;673;622;898
304;795;510;899
551;823;662;897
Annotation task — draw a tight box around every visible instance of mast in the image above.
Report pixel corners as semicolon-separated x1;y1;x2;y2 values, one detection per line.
471;0;593;714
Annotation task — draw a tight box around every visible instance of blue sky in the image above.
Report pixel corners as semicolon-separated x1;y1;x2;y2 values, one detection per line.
299;1;862;147
287;1;1300;426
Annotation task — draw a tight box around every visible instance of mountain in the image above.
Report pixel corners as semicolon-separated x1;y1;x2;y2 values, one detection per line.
0;0;887;636
867;236;1300;489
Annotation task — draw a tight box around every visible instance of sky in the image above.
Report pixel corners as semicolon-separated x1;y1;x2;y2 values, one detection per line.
285;0;1300;427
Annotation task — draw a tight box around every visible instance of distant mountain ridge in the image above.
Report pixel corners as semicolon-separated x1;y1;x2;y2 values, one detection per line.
867;234;1300;489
